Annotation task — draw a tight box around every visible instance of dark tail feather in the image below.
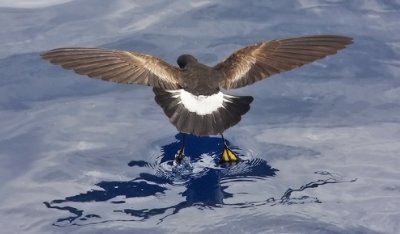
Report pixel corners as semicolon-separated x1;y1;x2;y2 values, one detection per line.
153;88;253;136
218;95;253;132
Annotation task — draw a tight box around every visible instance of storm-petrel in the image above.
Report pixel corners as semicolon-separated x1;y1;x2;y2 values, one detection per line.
41;35;353;164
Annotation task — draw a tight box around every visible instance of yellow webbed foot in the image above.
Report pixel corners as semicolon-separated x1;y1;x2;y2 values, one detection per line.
220;144;240;164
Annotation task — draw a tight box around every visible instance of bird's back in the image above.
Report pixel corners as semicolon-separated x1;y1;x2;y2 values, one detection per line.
186;64;221;95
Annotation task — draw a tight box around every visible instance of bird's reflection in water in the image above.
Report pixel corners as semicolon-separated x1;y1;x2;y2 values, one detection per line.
44;134;354;226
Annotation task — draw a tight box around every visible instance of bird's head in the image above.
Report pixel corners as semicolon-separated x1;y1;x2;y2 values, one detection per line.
177;54;197;68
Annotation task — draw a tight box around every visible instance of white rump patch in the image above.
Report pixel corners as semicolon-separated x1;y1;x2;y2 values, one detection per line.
170;89;225;115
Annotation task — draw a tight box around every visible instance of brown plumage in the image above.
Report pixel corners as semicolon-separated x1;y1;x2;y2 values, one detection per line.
41;48;182;90
41;35;353;136
214;35;353;89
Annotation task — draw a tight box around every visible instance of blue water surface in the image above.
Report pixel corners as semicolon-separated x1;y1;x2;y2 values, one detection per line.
0;0;399;233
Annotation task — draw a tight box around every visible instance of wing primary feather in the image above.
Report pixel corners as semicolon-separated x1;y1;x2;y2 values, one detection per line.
41;47;182;89
215;35;353;89
77;63;129;76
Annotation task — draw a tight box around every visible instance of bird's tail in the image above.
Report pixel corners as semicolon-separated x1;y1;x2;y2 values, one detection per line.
153;88;253;136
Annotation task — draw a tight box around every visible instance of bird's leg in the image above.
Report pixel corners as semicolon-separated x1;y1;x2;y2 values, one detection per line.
175;133;186;164
220;133;240;164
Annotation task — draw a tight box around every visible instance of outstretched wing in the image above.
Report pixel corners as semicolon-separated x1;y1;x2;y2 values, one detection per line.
41;48;182;90
214;35;353;89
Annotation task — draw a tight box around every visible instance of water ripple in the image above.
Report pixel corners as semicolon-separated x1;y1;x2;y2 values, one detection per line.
42;134;357;227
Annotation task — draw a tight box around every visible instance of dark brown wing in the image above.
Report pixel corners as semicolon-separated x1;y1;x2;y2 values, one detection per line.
41;48;182;90
214;35;353;89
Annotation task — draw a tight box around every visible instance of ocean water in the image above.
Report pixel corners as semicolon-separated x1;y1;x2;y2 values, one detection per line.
0;0;399;233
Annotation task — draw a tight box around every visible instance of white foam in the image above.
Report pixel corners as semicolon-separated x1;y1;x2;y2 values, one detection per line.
170;89;224;115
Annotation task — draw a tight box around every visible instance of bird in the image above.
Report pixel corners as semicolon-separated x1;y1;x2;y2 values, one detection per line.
41;35;353;164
